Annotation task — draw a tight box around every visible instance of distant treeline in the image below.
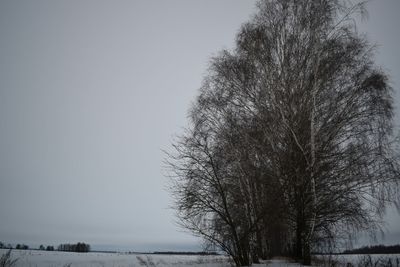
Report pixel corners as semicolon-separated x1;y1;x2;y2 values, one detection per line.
343;245;400;254
1;241;90;253
39;245;55;251
152;251;219;255
58;242;90;253
0;242;29;250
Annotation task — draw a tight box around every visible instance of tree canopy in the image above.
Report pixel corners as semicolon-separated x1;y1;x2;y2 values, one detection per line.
167;0;400;266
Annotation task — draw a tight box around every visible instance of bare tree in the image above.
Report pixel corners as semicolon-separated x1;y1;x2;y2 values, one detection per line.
166;124;253;266
0;250;18;267
167;0;399;266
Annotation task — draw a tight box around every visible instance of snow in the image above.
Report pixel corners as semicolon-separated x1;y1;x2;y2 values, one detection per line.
0;249;230;267
3;249;400;267
318;254;400;266
0;250;308;267
0;250;306;267
261;259;303;266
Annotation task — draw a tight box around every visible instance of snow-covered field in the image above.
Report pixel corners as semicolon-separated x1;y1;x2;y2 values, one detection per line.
2;249;400;267
0;250;304;267
318;253;400;266
0;249;231;267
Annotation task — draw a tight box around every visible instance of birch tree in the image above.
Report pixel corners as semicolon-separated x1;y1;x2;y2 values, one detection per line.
167;0;399;265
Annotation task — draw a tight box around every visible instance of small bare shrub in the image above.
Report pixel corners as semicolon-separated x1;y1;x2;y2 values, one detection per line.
338;255;400;267
0;250;18;267
136;256;147;266
312;255;341;267
136;255;157;267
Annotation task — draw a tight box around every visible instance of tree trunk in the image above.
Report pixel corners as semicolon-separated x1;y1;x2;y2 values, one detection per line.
295;226;302;260
303;242;311;266
295;208;303;261
236;250;250;267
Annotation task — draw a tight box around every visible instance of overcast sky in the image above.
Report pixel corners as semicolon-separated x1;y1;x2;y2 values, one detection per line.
0;0;399;251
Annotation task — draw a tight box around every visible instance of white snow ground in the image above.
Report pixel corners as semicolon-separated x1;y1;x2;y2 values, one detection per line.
2;249;400;267
0;250;305;267
261;259;303;266
1;249;231;267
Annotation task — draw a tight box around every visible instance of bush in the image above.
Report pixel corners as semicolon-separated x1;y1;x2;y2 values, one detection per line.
0;249;18;267
321;255;400;267
354;255;400;267
136;256;157;267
